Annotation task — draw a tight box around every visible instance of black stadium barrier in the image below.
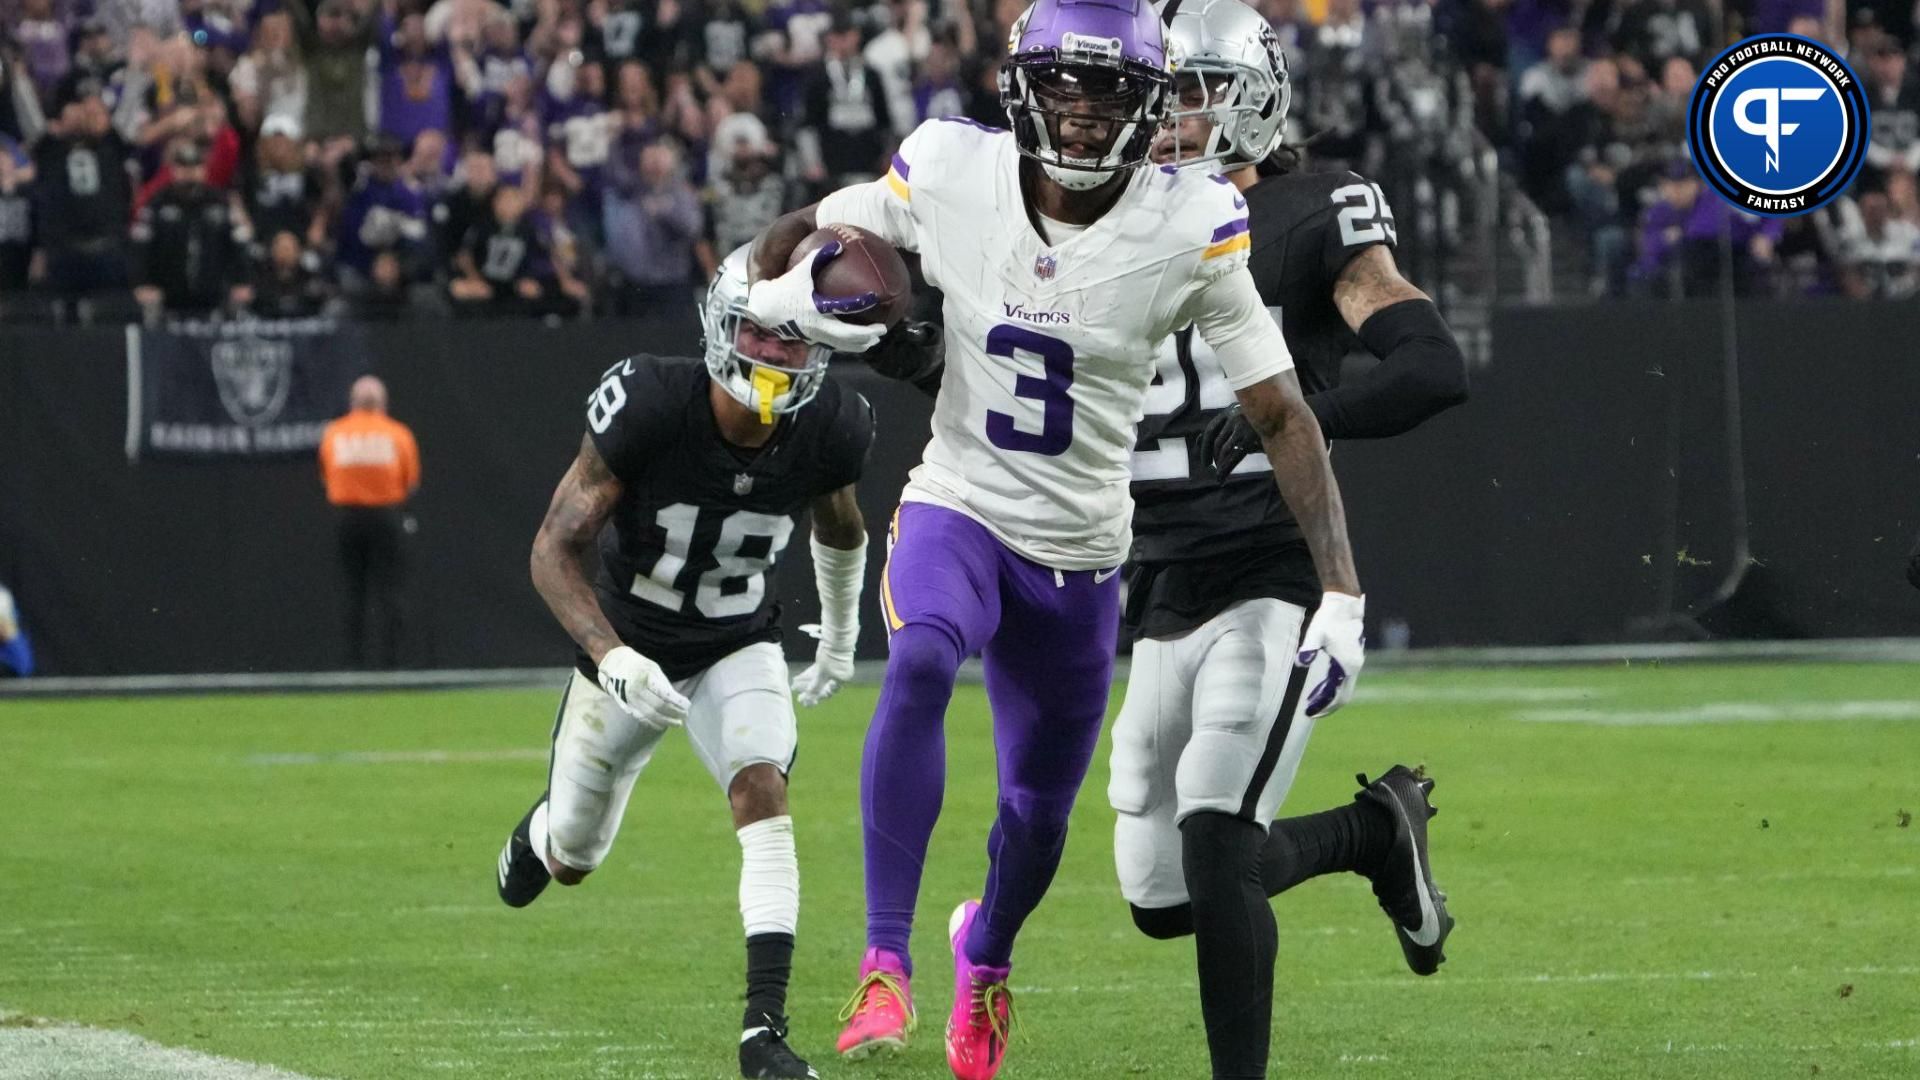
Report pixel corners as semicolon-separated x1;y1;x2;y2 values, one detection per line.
1;301;1914;676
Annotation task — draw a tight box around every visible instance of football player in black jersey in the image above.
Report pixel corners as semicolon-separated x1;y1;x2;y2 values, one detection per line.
492;244;876;1080
1110;1;1469;1075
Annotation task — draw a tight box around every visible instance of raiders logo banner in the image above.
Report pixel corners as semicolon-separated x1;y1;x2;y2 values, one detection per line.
125;318;369;460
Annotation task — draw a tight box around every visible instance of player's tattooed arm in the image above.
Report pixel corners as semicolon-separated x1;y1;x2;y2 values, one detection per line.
748;203;821;283
530;435;626;663
1236;373;1362;597
1331;245;1428;328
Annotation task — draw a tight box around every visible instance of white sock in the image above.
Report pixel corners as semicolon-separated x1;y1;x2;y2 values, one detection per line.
737;815;799;937
529;800;553;874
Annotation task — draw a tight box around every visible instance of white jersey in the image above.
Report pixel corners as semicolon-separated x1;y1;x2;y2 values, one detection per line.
818;118;1293;569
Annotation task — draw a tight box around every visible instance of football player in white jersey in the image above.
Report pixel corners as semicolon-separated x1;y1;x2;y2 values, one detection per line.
744;2;1365;1076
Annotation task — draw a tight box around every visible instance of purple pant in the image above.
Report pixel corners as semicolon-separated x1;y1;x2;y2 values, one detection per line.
863;501;1121;971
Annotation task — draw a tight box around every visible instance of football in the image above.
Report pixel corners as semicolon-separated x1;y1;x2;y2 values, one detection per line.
788;223;914;328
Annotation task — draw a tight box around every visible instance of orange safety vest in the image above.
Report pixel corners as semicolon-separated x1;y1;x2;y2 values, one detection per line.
319;410;420;508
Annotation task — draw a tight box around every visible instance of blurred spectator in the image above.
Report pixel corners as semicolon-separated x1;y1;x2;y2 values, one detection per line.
1;34;50;146
480;70;545;190
706;121;784;256
449;183;579;317
405;127;453;198
761;0;836;117
433;145;498;261
660;70;711;178
1750;0;1845;40
0;132;32;291
230;10;308;135
699;0;759;76
353;248;413;319
377;9;456;149
1298;0;1377;170
867;0;931;137
1588;0;1708;73
32;93;134;318
1631;161;1785;297
53;20;123;112
245;114;331;252
291;0;375;153
912;32;970;124
798;8;894;192
603;138;702;315
336;135;429;289
470;6;533;122
545;57;615;234
14;0;71;103
132;139;251;316
1864;39;1920;179
0;580;33;678
1831;174;1920;298
251;228;333;317
1517;25;1589;207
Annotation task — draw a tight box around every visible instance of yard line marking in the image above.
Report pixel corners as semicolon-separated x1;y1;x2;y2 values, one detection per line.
1516;700;1920;726
244;748;547;766
0;1013;326;1080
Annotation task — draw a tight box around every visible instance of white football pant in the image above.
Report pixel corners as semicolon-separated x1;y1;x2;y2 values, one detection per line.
545;641;797;872
1108;597;1321;910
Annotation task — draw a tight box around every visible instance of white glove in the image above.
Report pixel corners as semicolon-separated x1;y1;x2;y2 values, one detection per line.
1296;592;1366;718
792;644;855;707
595;645;690;731
744;239;889;354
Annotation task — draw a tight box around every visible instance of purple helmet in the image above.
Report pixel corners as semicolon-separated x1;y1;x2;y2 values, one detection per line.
999;0;1173;190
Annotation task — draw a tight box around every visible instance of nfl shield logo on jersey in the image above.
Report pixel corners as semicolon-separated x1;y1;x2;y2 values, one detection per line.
734;473;754;495
1033;253;1056;281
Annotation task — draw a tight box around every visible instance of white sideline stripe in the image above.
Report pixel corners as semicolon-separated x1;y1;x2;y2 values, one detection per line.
1518;700;1920;725
0;1014;326;1080
245;748;547;766
7;637;1920;698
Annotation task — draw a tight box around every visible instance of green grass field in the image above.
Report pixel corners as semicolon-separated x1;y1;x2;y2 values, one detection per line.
3;662;1917;1079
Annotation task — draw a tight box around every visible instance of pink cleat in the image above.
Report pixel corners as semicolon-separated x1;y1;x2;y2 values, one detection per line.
945;900;1015;1080
836;947;915;1058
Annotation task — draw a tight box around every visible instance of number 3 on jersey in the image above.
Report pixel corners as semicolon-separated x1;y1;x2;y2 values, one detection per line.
631;503;794;619
984;324;1075;456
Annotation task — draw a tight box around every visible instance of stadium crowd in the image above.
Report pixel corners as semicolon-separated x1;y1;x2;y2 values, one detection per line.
0;0;1916;323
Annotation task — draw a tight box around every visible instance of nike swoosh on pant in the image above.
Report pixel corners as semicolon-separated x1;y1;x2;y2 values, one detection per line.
1094;567;1119;584
1393;787;1444;947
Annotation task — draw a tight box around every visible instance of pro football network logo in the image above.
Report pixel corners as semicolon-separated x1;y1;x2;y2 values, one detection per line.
1688;34;1870;216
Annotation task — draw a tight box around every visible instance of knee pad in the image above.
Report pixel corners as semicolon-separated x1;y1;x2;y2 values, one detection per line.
1114;807;1189;910
545;791;614;873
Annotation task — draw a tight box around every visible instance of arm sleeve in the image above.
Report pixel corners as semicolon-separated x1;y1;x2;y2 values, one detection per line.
1307;297;1468;439
1185;267;1294;391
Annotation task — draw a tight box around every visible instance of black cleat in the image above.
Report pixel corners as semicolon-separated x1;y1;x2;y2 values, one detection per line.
740;1014;820;1079
1356;766;1453;975
495;797;552;909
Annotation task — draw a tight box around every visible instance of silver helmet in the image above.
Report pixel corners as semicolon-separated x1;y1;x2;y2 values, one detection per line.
1156;0;1291;169
701;245;832;422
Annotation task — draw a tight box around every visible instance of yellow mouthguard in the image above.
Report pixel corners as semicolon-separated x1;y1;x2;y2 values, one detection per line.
752;366;792;424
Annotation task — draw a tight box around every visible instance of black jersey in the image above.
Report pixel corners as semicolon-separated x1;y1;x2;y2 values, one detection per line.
579;354;874;681
1125;168;1396;640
